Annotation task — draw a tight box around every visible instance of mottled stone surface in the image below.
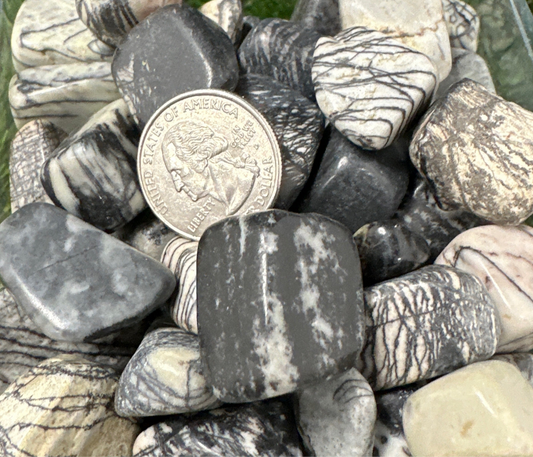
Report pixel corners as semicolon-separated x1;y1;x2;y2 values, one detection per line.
200;0;243;43
0;355;139;456
161;237;199;334
236;74;324;208
9;120;65;213
291;0;341;36
11;0;114;72
294;129;409;232
354;220;430;286
0;203;176;342
313;27;437;150
436;225;533;352
411;79;533;225
133;400;302;457
403;361;533;457
198;210;365;402
357;265;501;390
238;19;322;101
9;62;120;134
493;353;533;388
442;0;479;52
112;3;238;127
297;368;376;457
41;99;145;231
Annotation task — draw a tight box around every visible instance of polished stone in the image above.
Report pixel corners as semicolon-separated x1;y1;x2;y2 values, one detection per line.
493;353;533;388
200;0;243;43
291;0;341;36
442;0;479;51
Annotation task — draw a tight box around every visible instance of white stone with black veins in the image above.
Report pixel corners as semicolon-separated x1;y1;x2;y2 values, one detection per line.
297;368;376;457
410;79;533;225
11;0;114;72
9;62;120;134
200;0;243;43
313;27;438;151
442;0;479;52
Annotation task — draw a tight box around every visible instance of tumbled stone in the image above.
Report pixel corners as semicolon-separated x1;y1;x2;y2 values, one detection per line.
339;0;451;81
357;265;501;390
0;355;139;456
0;203;176;342
442;0;479;52
112;3;238;126
76;0;183;47
238;19;322;101
436;225;533;352
200;0;243;43
236;74;324;208
313;27;437;150
11;0;114;72
297;368;376;457
198;210;365;402
41;99;145;231
354;220;430;286
161;237;198;334
9;62;120;134
290;0;341;36
133;399;302;457
493;353;533;388
410;79;533;225
9;120;66;213
294;129;409;232
403;360;533;457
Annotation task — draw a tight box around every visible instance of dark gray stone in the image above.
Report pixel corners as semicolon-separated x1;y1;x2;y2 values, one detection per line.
112;3;239;127
197;210;365;403
236;74;324;208
0;203;176;343
291;0;341;36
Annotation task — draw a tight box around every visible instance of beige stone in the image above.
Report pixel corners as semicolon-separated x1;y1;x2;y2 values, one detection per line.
403;360;533;457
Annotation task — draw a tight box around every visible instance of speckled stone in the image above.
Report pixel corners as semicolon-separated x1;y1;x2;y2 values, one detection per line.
357;265;501;390
0;355;139;457
198;210;365;403
0;203;176;342
493;353;533;388
200;0;243;43
291;0;341;36
442;0;479;52
297;368;376;457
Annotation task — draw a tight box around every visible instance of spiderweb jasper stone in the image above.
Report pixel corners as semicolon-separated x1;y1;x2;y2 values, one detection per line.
357;265;501;391
442;0;479;52
312;27;437;151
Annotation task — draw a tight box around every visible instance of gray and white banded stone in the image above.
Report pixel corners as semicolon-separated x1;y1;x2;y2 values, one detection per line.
442;0;480;52
11;0;114;72
436;225;533;352
313;27;438;150
115;326;219;417
41;99;145;231
493;353;533;388
132;400;303;457
0;355;139;457
76;0;183;47
290;0;341;37
357;265;501;390
9;62;120;134
238;19;322;101
9;120;66;213
236;74;324;208
161;237;198;334
0;203;176;342
297;368;376;457
200;0;243;43
410;79;533;225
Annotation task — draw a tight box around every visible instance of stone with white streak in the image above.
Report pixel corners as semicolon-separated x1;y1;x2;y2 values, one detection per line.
312;27;438;150
200;0;243;43
442;0;479;52
197;210;365;403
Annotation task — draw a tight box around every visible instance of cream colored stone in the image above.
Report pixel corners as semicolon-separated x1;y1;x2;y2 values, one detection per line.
403;360;533;457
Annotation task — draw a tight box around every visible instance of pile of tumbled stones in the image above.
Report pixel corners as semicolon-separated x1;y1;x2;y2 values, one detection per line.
1;0;533;454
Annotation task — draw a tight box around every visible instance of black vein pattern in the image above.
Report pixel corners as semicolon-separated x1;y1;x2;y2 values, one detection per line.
200;0;243;43
410;79;533;225
312;27;437;151
357;265;501;391
442;0;480;52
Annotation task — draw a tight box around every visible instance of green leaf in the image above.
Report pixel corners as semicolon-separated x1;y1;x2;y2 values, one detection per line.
187;0;298;19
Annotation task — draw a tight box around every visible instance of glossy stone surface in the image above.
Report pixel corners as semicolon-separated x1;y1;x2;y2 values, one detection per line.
41;99;145;231
290;0;341;36
238;19;322;101
198;210;364;402
357;265;501;390
200;0;243;43
313;27;437;150
236;74;324;208
411;79;533;225
132;400;303;457
442;0;479;51
403;361;533;457
297;368;376;457
0;355;139;457
0;203;176;342
112;3;238;127
294;129;409;233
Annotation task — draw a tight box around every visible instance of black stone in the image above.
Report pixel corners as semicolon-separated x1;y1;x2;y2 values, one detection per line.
291;0;341;36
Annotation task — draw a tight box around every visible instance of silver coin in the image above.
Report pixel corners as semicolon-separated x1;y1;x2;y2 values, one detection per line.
138;89;282;240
